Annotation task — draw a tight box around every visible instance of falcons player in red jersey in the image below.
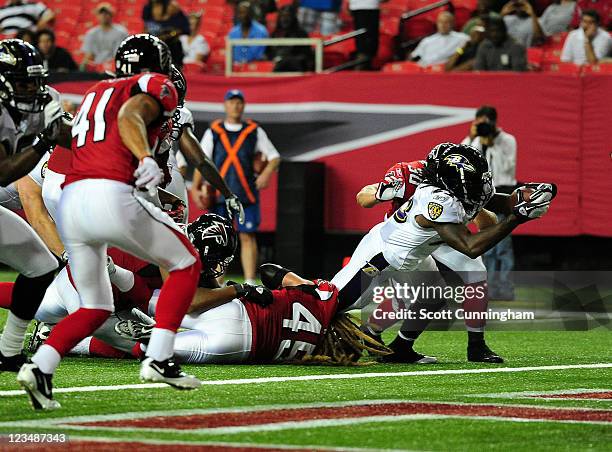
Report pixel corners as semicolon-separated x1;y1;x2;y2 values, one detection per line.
355;157;502;364
18;35;202;410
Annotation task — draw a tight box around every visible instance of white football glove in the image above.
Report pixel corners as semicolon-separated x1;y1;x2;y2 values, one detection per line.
375;176;405;201
513;182;557;222
134;156;164;196
42;99;63;141
225;195;245;224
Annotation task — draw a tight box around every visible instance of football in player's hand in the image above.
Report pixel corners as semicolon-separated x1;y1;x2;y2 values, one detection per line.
510;182;558;222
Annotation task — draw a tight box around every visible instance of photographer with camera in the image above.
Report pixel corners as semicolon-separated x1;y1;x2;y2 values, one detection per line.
462;105;517;300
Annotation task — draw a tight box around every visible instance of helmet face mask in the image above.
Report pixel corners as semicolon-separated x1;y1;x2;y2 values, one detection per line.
0;39;49;113
187;214;238;278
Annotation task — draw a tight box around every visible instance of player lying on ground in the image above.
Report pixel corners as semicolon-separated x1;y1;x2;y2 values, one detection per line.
15;215;388;365
0;39;72;374
356;157;501;363
332;142;556;364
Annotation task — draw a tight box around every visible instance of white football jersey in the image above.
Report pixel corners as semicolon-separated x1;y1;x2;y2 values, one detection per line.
0;87;60;156
379;184;469;271
0;150;50;211
162;106;195;170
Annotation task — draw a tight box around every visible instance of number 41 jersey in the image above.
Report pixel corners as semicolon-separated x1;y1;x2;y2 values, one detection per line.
243;280;339;362
64;73;178;187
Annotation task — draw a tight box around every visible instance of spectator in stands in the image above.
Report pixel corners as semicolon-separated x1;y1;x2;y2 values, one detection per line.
462;105;517;300
195;89;281;285
500;0;544;47
561;9;612;64
462;0;500;34
349;0;382;69
268;5;313;71
15;27;35;44
445;20;486;71
180;12;210;64
80;3;128;70
229;1;269;63
570;0;611;30
241;0;277;26
297;0;341;36
409;11;469;67
142;0;190;66
539;0;576;36
474;16;527;70
36;29;77;73
0;0;54;35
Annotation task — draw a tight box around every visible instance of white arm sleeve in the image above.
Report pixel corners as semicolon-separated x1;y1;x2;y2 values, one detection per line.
200;128;215;160
255;127;280;160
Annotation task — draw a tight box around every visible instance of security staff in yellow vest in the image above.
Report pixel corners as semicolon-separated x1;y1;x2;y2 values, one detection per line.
194;89;280;284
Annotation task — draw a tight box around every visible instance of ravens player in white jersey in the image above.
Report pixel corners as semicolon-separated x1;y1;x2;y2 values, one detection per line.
163;65;244;223
0;39;70;372
332;142;556;362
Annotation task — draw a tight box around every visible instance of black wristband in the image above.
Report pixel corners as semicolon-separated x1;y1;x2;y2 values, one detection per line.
233;283;247;297
32;136;53;156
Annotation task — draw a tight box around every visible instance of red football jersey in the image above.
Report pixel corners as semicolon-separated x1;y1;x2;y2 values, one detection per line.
381;160;425;218
65;73;178;187
48;146;72;174
244;280;338;362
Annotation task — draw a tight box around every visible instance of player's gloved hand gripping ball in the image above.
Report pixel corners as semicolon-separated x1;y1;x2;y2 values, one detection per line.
134;156;164;196
512;182;557;222
229;281;273;307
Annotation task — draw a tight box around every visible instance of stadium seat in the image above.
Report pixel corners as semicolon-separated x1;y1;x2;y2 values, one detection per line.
401;17;436;41
423;63;445;73
545;31;568;49
541;48;562;64
380;16;401;35
182;62;207;74
233;61;275;73
582;63;612;74
323;51;347;68
541;62;582;74
527;47;543;69
382;61;422;73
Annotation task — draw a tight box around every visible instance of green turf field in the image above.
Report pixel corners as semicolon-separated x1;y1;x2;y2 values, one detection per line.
0;270;610;451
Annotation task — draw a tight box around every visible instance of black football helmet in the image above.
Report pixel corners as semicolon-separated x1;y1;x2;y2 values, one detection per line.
0;39;49;113
115;34;172;78
187;213;238;278
422;142;494;216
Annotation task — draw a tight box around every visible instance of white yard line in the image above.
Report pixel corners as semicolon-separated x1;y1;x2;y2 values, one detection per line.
1;363;611;397
469;388;612;401
64;435;415;452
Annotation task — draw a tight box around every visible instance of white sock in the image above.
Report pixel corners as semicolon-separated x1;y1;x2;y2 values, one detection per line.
245;278;257;285
70;337;92;356
0;312;30;357
32;344;61;374
145;328;175;361
109;266;135;293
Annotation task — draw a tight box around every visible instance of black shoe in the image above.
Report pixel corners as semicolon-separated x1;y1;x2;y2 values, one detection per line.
378;348;437;364
140;357;201;389
468;343;504;363
359;325;384;346
16;362;61;410
0;352;27;373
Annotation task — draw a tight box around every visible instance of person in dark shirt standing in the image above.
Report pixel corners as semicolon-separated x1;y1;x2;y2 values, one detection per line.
36;29;77;72
268;5;313;72
474;16;527;71
142;0;190;66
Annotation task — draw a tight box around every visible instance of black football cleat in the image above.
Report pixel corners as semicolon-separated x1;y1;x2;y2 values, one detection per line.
0;351;27;373
378;348;437;364
468;343;504;363
359;325;384;346
140;357;201;389
16;362;61;410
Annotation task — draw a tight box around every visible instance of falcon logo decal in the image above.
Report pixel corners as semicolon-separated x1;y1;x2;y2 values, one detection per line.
444;154;476;173
428;202;444;220
201;221;229;246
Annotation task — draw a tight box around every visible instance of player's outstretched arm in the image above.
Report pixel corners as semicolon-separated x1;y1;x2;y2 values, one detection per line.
418;214;521;259
16;175;65;258
117;94;161;160
179;126;234;199
356;184;380;208
0;142;47;187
